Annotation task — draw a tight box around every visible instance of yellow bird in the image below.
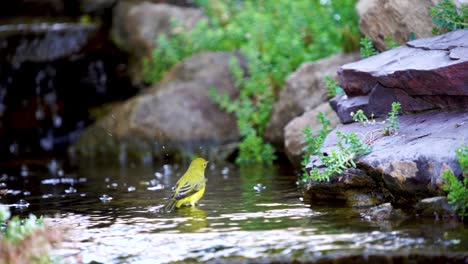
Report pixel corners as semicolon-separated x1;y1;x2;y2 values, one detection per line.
164;158;208;212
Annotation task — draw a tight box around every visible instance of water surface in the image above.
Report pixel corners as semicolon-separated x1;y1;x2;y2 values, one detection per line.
1;161;467;263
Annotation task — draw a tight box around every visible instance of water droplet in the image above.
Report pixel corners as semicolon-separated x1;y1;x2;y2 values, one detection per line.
40;132;54;151
20;165;28;177
23;191;31;196
65;187;77;194
127;186;136;192
57;169;64;177
99;194;113;202
147;184;164;191
35;108;45;120
15;199;29;208
154;172;163;179
47;159;59;174
299;197;304;202
105;177;110;183
222;167;229;175
111;182;118;188
253;183;266;192
53;115;62;128
9;143;18;155
44;92;56;105
0;182;6;188
163;164;172;175
42;194;53;199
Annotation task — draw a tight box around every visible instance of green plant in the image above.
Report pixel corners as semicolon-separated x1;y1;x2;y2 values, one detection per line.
0;206;62;263
430;0;468;34
360;36;378;58
301;113;370;182
443;170;468;220
350;109;369;125
324;75;344;97
443;145;468;220
305;131;371;182
145;0;360;165
300;113;332;180
455;145;468;175
384;35;399;49
383;102;401;135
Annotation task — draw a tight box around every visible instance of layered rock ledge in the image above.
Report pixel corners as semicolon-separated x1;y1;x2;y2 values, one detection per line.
306;110;467;206
334;29;468;123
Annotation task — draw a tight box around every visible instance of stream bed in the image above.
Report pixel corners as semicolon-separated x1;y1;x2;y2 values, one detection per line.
1;161;467;263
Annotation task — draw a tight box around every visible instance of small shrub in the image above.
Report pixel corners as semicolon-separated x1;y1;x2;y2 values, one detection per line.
301;113;370;182
442;145;468;220
350;109;370;126
324;75;344;98
360;36;378;58
384;35;399;50
443;170;468;220
383;102;401;136
0;206;64;263
455;145;468;175
430;0;468;34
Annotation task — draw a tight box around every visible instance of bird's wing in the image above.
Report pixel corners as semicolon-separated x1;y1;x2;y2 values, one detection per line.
173;181;203;200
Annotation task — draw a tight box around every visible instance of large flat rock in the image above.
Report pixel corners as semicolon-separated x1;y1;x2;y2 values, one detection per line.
316;110;468;204
338;29;468;116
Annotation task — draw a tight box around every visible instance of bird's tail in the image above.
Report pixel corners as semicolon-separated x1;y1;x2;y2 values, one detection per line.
164;199;177;212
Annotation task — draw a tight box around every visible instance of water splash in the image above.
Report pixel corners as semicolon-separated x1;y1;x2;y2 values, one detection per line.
99;194;113;202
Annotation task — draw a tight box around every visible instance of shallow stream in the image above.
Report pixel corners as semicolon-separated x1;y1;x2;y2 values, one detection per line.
1;161;467;263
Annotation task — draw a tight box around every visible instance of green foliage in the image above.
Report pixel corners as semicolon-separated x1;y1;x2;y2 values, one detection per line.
442;145;468;219
384;35;399;50
443;171;468;219
351;109;369;125
359;36;378;58
384;102;401;136
430;0;468;34
300;113;332;180
301;113;331;157
324;75;344;97
305;132;371;182
0;206;44;245
300;113;370;182
455;145;468;175
145;0;360;165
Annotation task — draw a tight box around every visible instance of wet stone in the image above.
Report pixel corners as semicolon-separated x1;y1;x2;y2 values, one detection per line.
415;196;457;219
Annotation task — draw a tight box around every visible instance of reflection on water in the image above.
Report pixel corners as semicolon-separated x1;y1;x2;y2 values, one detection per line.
0;162;467;263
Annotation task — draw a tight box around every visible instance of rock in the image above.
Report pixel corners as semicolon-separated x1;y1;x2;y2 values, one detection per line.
338;29;468;116
329;94;370;124
73;51;241;163
361;203;404;221
415;196;457;219
356;0;439;51
0;0;66;17
111;1;205;84
318;110;468;205
265;53;359;148
303;168;384;207
80;0;117;14
283;102;340;167
0;22;100;64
